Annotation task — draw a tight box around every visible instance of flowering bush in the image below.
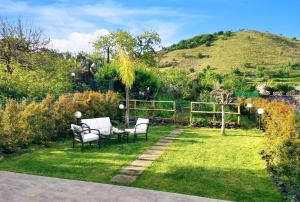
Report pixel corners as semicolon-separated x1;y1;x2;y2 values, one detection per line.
252;99;300;199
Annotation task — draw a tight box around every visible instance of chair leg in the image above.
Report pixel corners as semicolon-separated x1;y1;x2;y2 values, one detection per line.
73;139;75;148
81;143;84;152
134;134;137;142
98;139;101;149
146;133;148;141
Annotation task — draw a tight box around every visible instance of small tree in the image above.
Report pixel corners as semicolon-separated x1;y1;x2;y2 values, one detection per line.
0;18;49;73
212;87;232;135
116;47;136;126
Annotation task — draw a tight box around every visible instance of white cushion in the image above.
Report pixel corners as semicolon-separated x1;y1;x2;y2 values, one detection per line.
90;128;111;136
82;117;112;131
125;128;147;135
71;124;82;132
81;133;99;143
71;124;85;139
136;118;149;131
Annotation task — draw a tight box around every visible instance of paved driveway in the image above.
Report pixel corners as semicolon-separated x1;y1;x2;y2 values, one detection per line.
0;171;227;202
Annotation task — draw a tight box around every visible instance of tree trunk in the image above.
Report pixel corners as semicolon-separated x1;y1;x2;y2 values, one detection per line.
221;104;225;135
125;86;130;127
107;47;110;63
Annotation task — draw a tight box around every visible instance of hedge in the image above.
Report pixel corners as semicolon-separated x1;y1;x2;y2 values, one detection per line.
252;99;300;200
0;91;120;153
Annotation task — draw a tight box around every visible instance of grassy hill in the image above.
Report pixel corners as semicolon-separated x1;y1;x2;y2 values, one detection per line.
158;30;300;73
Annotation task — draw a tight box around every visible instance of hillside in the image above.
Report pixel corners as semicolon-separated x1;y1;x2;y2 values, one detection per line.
158;30;300;73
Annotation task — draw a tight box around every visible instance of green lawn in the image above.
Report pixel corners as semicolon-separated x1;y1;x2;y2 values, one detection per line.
132;128;282;202
0;125;175;183
0;126;281;201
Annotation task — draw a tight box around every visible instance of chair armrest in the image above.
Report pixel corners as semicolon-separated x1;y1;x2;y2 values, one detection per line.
81;123;91;132
135;123;150;127
79;129;91;133
90;129;101;136
71;128;91;142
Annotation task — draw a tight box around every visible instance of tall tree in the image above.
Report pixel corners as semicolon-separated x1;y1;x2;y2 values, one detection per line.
212;87;232;135
135;31;161;66
116;47;136;126
0;18;49;73
94;30;136;63
94;30;160;66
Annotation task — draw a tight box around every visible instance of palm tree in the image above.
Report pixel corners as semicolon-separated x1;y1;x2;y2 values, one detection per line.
117;47;136;126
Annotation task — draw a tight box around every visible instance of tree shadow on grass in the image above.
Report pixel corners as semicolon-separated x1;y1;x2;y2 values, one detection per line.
133;165;282;202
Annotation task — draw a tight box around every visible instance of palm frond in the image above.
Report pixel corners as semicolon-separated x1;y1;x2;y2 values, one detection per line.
116;47;135;88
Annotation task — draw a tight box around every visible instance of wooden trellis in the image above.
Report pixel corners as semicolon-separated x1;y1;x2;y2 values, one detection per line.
190;102;241;126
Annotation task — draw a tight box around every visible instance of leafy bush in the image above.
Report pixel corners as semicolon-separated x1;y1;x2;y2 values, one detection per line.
53;91;120;138
95;63;160;99
252;99;300;200
256;66;266;77
0;91;120;153
20;96;56;145
197;53;207;59
222;75;254;92
0;100;27;153
0;53;74;100
231;67;242;75
276;83;294;95
243;63;254;69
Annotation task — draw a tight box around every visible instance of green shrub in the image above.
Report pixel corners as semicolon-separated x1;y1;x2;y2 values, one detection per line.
253;99;300;199
53;91;120;138
95;64;160;99
20;96;56;145
231;67;242;75
276;83;294;95
197;53;207;59
0;91;120;153
243;63;254;69
0;100;27;153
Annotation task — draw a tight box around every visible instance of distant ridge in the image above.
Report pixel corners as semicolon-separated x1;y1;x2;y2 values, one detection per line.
157;30;300;72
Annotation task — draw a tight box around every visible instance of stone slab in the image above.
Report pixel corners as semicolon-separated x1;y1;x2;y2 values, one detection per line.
120;166;145;176
110;174;137;184
139;154;160;161
154;142;171;146
151;145;167;151
131;159;153;167
164;137;177;140
144;149;164;155
158;139;173;143
166;134;178;138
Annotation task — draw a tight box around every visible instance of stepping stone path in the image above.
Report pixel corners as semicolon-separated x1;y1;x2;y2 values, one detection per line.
111;128;184;184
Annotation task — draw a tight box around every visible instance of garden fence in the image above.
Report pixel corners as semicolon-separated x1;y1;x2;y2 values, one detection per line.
189;102;241;126
124;100;176;123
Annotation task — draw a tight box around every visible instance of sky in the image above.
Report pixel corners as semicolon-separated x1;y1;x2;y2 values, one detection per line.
1;0;300;53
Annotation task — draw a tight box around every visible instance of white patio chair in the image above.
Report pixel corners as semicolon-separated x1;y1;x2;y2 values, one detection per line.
125;118;150;141
70;124;101;150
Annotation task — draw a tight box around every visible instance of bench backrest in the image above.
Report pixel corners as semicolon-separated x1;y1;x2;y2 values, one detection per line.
82;117;112;130
136;118;149;131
